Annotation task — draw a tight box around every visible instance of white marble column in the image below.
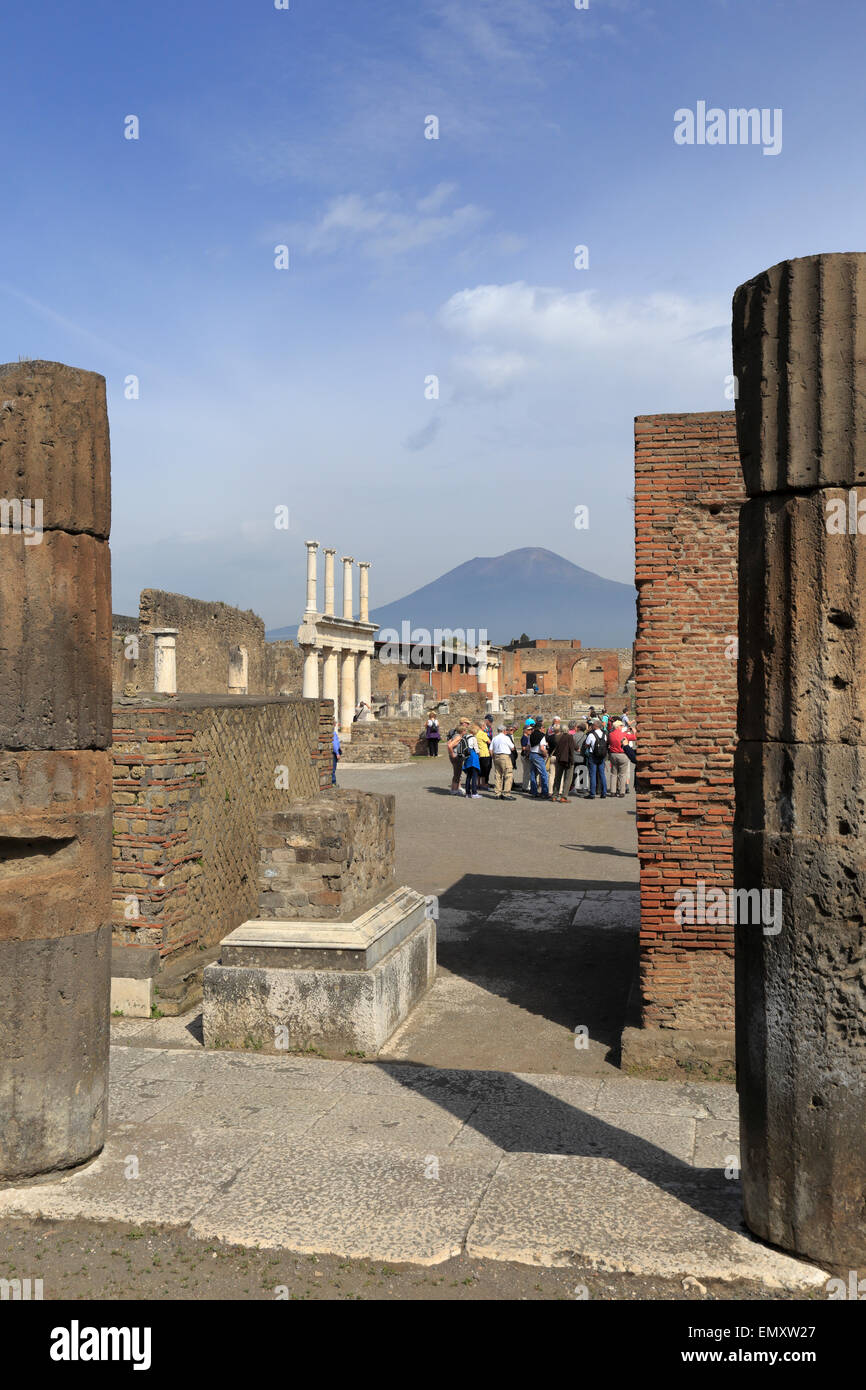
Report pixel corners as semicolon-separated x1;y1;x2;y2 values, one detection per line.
322;645;339;717
153;628;178;694
342;556;354;620
302;644;320;699
357;651;372;709
490;662;500;706
358;562;370;623
305;540;319;612
323;548;336;616
340;649;356;728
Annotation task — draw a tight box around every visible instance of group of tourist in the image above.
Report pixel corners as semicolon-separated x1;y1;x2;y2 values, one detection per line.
425;708;636;802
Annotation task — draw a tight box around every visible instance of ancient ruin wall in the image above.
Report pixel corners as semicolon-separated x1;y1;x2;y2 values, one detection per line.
111;696;330;961
112;590;267;695
633;411;744;1042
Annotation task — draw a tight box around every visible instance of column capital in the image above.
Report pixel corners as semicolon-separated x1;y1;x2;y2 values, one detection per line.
305;539;320;550
323;545;336;555
341;555;354;565
358;560;371;569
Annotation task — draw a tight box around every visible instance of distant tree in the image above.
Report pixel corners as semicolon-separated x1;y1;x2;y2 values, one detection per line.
519;632;530;645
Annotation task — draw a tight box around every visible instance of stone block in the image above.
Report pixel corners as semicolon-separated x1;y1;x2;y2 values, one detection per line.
0;750;112;942
0;923;110;1180
0;530;112;749
110;976;153;1018
739;490;866;742
733;253;866;495
734;829;866;1264
736;740;866;841
0;360;110;537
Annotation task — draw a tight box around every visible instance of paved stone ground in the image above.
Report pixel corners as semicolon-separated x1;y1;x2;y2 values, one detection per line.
1;762;826;1295
340;760;640;1074
0;1042;826;1288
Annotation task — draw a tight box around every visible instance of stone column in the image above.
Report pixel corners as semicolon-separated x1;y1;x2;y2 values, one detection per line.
340;649;356;729
322;645;339;719
358;562;370;622
0;360;112;1180
357;651;372;710
301;644;320;700
228;644;248;695
305;540;319;613
732;252;866;1266
152;628;178;694
489;661;500;707
323;548;336;616
342;556;354;620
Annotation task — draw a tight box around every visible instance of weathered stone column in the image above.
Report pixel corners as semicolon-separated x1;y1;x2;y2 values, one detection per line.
342;555;354;620
304;540;319;613
0;360;112;1180
323;548;336;616
301;644;320;700
322;644;339;717
358;561;370;622
732;253;866;1265
152;628;178;694
357;651;372;710
340;649;356;729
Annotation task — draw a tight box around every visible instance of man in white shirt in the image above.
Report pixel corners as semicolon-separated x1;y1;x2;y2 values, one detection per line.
490;725;517;800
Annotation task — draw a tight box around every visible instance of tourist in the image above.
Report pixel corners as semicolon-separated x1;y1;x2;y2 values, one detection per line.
584;720;608;799
332;724;341;785
608;717;630;797
475;720;492;787
462;727;482;799
528;720;552;799
505;725;519;771
545;717;561;788
623;722;637;791
520;719;534;791
570;721;588;795
446;719;471;795
483;712;494;744
551;723;576;801
490;725;517;799
425;711;440;756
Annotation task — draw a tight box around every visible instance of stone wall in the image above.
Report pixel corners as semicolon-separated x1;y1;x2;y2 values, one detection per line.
340;719;425;763
264;639;303;695
111;695;330;962
113;590;267;696
628;410;744;1064
257;788;395;920
500;643;632;698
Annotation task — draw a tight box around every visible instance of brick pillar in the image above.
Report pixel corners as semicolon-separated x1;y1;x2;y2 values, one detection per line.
624;412;745;1072
0;361;112;1179
733;253;866;1265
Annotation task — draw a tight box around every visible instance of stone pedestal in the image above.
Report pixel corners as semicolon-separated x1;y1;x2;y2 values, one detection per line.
203;888;434;1055
152;628;178;695
202;790;435;1055
732;252;866;1266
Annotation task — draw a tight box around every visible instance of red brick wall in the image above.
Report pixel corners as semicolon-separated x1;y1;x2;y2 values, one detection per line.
634;412;744;1032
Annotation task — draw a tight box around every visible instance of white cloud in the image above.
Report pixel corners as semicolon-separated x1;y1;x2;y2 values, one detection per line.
272;187;489;260
437;281;731;396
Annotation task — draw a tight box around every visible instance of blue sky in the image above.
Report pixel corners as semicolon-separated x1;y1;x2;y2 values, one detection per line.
2;0;863;627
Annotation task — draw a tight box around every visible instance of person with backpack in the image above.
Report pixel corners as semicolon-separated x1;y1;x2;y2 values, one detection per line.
446;719;471;795
608;717;630;796
528;720;552;799
425;712;441;756
570;721;589;795
520;719;534;791
462;726;482;799
584;720;608;799
474;720;492;787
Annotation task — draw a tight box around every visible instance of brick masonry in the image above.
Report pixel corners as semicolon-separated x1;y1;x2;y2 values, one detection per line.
111;696;331;963
257;788;396;920
633;411;744;1043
